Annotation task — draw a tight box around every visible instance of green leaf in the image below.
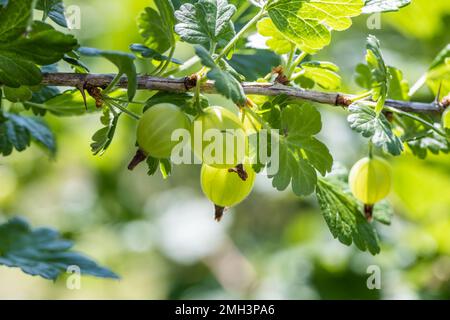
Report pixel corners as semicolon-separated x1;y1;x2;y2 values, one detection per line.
130;44;182;64
78;47;137;101
363;0;411;14
256;17;294;55
0;217;119;280
348;102;403;156
0;112;56;155
290;137;334;176
3;86;33;102
175;0;236;47
282;102;322;137
137;0;176;54
29;89;100;116
294;61;341;90
36;0;68;28
195;45;246;104
267;0;364;54
372;200;394;225
0;0;33;42
354;63;372;89
399;116;449;159
2;119;29;152
388;66;409;100
63;51;90;73
90;107;120;155
0;20;77;88
270;103;332;196
146;156;160;176
24;89;58;116
406;133;450;159
228;49;281;82
426;44;450;98
365;35;389;113
316;178;381;255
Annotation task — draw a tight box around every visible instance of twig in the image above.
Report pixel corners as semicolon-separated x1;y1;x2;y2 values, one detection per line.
41;73;443;114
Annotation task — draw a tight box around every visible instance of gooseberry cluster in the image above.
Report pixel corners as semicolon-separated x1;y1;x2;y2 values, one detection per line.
131;103;256;221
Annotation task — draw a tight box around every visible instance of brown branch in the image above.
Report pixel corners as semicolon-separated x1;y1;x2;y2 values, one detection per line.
41;73;443;114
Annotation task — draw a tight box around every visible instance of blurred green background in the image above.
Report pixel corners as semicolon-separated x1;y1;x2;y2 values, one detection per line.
0;0;449;299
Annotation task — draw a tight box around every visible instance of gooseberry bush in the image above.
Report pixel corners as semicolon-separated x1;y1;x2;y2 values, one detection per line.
0;0;449;280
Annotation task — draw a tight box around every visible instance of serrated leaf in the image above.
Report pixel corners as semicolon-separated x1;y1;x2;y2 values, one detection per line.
256;17;293;55
372;200;394;225
362;0;411;14
6;113;56;154
24;84;60;116
289;137;333;176
0;20;77;88
348;102;403;156
130;44;182;64
175;0;236;47
294;61;341;90
282;103;322;137
0;121;30;152
195;45;246;104
407;134;450;159
78;47;137;101
228;49;281;81
400;116;450;159
354;63;372;89
267;0;364;54
3;86;33;102
388;66;409;100
90;107;120;155
138;0;176;54
146;156;160;176
0;0;33;42
0;217;118;280
63;51;90;73
31;89;101;116
316;178;381;255
365;35;389;113
426;44;450;98
0;112;56;155
36;0;68;28
270;103;332;196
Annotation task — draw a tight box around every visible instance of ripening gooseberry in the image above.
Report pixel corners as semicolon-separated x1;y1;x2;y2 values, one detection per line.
137;103;191;159
191;106;247;168
349;156;392;205
200;163;256;209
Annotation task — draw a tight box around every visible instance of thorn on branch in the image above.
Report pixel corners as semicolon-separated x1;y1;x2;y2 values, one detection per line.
76;82;88;110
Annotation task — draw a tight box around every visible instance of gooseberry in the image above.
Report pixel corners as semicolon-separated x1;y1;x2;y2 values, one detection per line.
137;103;191;159
192;106;247;168
201;163;256;220
349;156;392;205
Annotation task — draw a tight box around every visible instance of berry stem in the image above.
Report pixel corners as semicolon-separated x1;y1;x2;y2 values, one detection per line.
128;149;147;171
